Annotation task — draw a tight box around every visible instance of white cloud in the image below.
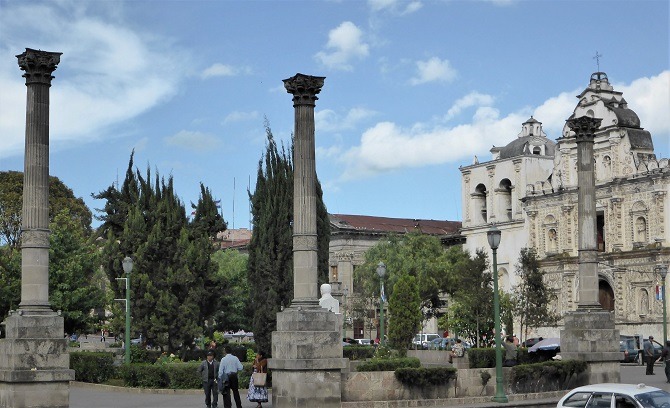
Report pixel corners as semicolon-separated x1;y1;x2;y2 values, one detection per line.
368;0;422;14
223;110;260;124
315;21;369;71
164;130;222;152
316;107;377;132
409;57;457;85
201;63;251;79
0;1;187;158
340;71;670;180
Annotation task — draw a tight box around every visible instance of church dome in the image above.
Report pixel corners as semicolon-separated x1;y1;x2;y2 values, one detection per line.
493;117;556;159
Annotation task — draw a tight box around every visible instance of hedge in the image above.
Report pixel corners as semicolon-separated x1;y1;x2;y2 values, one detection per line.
467;347;537;368
509;360;587;393
343;345;376;360
394;367;457;387
356;357;421;372
70;352;116;383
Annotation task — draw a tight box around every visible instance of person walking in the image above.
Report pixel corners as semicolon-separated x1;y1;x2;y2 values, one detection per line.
503;335;518;367
198;350;220;408
645;336;656;375
247;351;269;408
658;340;670;383
218;345;244;408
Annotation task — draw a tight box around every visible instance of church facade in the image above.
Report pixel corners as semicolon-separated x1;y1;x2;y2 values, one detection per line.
460;72;670;339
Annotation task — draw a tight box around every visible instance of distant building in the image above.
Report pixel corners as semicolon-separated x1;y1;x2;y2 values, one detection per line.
216;228;252;253
460;72;669;339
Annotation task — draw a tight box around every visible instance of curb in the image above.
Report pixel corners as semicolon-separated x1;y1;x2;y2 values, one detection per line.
71;381;260;396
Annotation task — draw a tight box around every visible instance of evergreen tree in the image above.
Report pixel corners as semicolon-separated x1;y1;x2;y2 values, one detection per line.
512;248;559;341
247;123;330;355
388;273;422;353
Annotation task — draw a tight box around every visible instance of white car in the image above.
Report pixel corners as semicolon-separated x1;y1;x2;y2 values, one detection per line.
557;383;670;408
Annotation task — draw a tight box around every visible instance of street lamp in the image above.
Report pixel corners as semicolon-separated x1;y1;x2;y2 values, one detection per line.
341;286;349;339
121;256;133;364
376;262;387;346
656;265;668;345
487;226;508;403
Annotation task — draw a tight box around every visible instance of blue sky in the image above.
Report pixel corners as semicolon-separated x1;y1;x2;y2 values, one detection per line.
1;0;668;229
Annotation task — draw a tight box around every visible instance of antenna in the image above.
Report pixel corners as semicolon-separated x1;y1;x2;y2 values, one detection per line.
593;51;603;72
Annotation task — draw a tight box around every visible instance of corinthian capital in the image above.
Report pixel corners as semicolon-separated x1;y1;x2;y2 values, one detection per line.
16;48;62;86
566;116;602;143
283;73;325;106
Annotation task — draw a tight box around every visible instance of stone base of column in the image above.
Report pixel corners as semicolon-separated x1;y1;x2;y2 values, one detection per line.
560;309;620;384
0;312;74;408
269;308;347;408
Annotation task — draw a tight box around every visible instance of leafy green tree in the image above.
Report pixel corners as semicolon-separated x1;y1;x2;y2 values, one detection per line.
354;233;466;322
49;208;105;334
448;249;493;347
247;123;330;355
388;274;422;353
210;249;250;332
512;248;559;341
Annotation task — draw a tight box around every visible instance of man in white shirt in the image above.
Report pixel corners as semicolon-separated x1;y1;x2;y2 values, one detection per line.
218;345;244;408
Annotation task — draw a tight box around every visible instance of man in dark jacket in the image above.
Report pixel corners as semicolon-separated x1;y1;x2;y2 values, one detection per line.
198;350;220;408
645;336;656;375
659;340;670;383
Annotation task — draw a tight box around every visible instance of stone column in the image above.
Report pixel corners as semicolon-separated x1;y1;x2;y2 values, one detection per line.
570;115;602;310
284;73;324;308
0;48;74;408
560;115;619;384
269;73;346;408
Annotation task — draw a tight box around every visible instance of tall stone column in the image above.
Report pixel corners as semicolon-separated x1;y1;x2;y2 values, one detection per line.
560;115;619;384
571;115;602;310
284;73;324;308
269;74;346;408
0;48;74;408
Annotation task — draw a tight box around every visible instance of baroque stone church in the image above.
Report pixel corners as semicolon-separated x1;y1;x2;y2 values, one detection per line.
460;72;669;339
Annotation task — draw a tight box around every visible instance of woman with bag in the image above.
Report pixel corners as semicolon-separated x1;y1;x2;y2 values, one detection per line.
247;351;268;408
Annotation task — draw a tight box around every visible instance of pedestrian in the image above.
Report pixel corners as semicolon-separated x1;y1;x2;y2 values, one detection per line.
503;335;518;367
247;351;269;408
218;345;244;408
449;338;465;364
645;336;655;375
198;350;219;408
658;340;670;383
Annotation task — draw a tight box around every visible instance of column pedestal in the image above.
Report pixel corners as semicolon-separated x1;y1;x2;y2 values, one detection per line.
0;312;74;408
269;308;347;407
560;310;620;384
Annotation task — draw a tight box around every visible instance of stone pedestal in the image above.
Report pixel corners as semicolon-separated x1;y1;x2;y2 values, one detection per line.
0;312;74;408
269;308;347;407
560;310;620;384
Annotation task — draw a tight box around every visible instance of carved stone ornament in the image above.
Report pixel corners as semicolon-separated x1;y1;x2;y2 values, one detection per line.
20;228;50;248
283;73;325;107
16;48;62;86
293;234;318;251
566;116;602;142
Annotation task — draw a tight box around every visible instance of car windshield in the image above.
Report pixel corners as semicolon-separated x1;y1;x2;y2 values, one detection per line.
635;390;670;407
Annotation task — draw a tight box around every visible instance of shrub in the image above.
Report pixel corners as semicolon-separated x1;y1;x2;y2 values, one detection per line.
468;348;496;368
510;360;587;393
165;362;201;389
394;367;457;387
118;364;169;388
356;357;420;372
343;345;376;360
70;352;115;383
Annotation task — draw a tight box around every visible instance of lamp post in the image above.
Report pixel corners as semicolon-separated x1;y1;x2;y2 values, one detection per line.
121;256;133;364
487;226;508;403
376;262;387;346
657;264;668;345
342;286;349;339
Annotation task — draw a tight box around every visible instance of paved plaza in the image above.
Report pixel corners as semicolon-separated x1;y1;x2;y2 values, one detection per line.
70;364;666;408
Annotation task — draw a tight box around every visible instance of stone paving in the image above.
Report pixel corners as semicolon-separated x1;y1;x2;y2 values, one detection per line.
69;364;669;408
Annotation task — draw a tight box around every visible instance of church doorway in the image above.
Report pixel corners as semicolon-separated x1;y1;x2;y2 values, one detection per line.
598;279;615;311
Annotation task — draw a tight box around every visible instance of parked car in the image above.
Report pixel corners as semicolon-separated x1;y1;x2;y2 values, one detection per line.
620;337;639;363
356;338;372;345
412;333;440;348
557;383;670;408
343;337;358;345
429;337;472;351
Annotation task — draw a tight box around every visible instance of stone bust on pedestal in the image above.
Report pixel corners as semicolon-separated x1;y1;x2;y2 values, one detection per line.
319;283;339;313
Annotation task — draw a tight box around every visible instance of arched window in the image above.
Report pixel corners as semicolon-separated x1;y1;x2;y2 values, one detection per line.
473;184;488;224
532;146;541;155
497;179;513;221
